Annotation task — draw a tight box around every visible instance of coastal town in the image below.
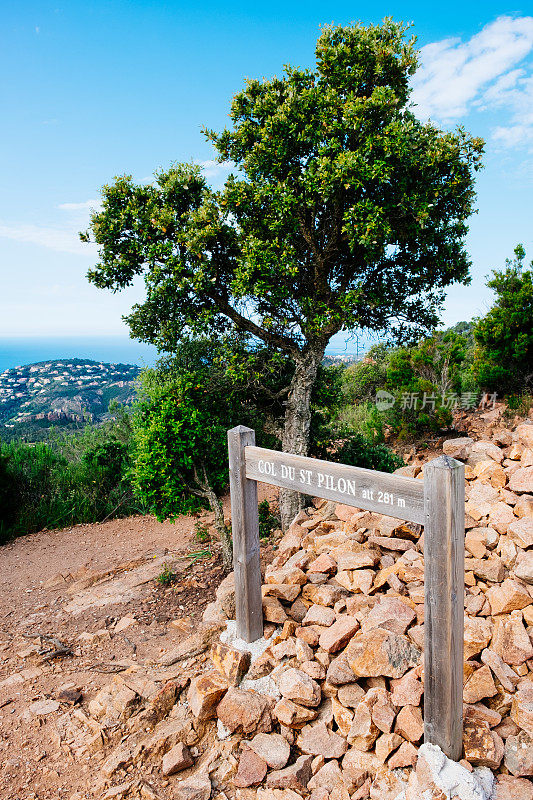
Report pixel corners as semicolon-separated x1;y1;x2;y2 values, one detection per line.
0;359;140;430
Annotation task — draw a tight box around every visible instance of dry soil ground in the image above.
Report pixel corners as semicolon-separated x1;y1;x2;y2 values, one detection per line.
0;487;277;800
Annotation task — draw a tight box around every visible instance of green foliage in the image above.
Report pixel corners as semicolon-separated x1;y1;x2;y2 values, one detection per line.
0;418;140;544
473;245;533;393
332;433;403;473
84;21;483;497
330;322;481;442
156;562;177;586
186;548;212;564
258;500;280;540
194;522;211;544
130;337;270;522
335;402;385;443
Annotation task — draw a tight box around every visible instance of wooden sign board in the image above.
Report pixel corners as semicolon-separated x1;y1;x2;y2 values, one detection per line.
229;427;465;764
244;445;425;525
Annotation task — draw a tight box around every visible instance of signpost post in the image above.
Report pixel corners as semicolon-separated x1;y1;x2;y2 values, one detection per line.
227;426;465;761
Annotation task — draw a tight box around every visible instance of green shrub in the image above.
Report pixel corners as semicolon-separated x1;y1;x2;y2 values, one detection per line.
331;433;403;473
258;500;280;540
0;418;140;544
473;245;533;393
335;402;385;443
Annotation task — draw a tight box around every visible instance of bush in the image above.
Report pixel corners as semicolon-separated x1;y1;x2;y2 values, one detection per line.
0;417;140;544
331;433;403;473
473;245;533;393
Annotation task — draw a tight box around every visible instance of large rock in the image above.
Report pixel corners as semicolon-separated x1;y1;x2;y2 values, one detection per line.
463;665;497;704
302;605;336;627
491;610;533;665
266;566;307;586
463;721;504;769
326;653;357;686
474;459;507;488
216;687;273;734
248;733;290;770
443;437;473;460
515;494;533;519
374;733;403;763
263;597;289;624
361;596;416;635
187;671;228;721
318;616;359;654
302;584;342;607
174;775;212;800
468;440;504;465
336;550;380;570
335;569;374;594
266;755;313;793
464;616;493;659
273;698;318;728
161;743;194;776
509;467;533;494
516;423;533;450
216;572;236;618
297;721;348;758
480;648;520;692
342;747;380;781
492;774;533;800
347;696;379;750
263;584;301;602
505;730;533;776
466;555;505;583
211;642;250;686
345;629;420;678
387;741;418;770
510;681;533;737
88;682;138;723
389;670;424;707
278;669;321;707
308;760;347;793
508;518;533;548
394;704;423;743
513;550;533;583
337;682;365;708
233;747;268;788
486;579;532;614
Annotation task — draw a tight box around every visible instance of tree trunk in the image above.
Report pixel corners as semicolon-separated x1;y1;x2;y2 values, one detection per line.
279;346;325;530
205;485;233;571
194;463;233;571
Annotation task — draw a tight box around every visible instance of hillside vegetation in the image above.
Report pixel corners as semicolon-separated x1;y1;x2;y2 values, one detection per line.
0;358;139;441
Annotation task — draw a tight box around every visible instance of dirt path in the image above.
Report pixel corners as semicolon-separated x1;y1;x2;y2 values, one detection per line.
0;488;277;800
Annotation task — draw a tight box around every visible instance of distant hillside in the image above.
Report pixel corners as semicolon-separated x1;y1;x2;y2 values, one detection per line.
0;358;140;440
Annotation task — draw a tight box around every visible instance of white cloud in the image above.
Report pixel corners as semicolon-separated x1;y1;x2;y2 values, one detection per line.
411;15;533;147
200;159;232;180
58;199;100;211
0;222;95;256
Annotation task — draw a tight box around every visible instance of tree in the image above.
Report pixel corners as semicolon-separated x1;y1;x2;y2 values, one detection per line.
130;337;276;568
473;244;533;393
83;19;483;528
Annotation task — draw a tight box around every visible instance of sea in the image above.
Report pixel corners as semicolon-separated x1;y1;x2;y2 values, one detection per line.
0;337;159;374
0;332;365;374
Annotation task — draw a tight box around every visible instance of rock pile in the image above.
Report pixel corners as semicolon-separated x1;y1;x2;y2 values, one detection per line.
68;421;533;800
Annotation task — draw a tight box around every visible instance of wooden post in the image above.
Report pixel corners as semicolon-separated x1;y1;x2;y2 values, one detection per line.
227;426;264;643
423;455;465;761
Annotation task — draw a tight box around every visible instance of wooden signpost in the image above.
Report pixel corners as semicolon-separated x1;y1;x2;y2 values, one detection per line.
228;426;465;762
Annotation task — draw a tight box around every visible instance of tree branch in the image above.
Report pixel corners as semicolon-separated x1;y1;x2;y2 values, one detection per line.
210;291;301;357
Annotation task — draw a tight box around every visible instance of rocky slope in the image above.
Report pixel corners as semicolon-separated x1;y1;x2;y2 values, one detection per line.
31;414;530;800
1;413;531;800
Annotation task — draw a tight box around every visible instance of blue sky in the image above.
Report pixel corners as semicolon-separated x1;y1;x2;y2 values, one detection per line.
1;2;533;350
